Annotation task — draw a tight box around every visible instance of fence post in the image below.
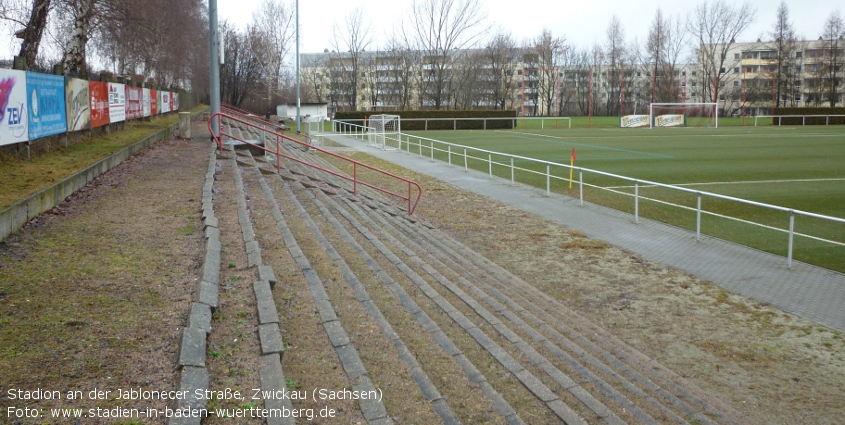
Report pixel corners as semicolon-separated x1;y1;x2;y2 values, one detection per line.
448;145;451;166
579;169;583;206
511;158;515;185
788;210;795;269
430;141;434;162
696;192;702;241
634;181;639;223
464;148;468;172
488;154;492;178
546;165;550;197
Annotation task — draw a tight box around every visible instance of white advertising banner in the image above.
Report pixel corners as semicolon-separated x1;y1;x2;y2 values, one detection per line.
620;115;649;128
655;114;685;127
160;91;171;113
108;83;126;123
0;69;28;146
142;88;151;117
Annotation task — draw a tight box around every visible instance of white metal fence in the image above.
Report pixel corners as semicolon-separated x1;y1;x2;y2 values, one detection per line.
754;115;845;126
334;116;572;131
334;121;845;269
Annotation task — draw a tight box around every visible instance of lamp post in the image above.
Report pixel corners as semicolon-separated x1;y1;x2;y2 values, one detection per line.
209;0;220;139
296;0;301;133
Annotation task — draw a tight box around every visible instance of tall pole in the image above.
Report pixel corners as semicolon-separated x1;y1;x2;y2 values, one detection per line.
295;0;301;133
209;0;220;138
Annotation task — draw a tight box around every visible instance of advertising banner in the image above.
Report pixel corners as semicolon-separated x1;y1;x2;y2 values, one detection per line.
89;81;109;128
142;88;151;117
125;85;142;120
0;68;28;146
655;114;685;127
620;115;649;128
150;89;158;115
65;77;90;131
171;92;179;111
108;83;125;123
27;72;67;140
160;91;171;113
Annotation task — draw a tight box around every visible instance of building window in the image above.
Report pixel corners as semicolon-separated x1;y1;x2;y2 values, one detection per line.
734;81;740;87
734;67;740;73
735;53;741;60
517;70;523;75
796;52;803;58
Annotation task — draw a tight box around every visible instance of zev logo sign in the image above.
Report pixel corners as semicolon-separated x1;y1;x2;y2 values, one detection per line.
7;104;22;125
0;70;29;145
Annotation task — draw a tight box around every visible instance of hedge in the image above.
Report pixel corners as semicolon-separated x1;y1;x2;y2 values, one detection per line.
334;110;518;130
772;107;845;125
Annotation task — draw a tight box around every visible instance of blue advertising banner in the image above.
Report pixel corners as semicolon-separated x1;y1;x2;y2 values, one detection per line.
26;72;67;140
0;69;28;146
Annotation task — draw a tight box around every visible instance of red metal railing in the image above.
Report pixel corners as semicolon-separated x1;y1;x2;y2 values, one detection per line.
208;112;422;215
219;104;315;146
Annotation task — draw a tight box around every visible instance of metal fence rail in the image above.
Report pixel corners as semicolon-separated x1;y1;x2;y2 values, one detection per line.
335;123;845;268
754;114;845;126
334;116;572;131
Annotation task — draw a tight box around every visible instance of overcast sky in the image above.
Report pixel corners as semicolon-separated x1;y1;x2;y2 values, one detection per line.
219;0;842;56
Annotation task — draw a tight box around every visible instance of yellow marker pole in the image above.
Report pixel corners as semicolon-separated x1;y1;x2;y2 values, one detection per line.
569;147;575;189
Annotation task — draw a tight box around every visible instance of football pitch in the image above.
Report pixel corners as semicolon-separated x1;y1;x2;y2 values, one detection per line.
401;124;845;272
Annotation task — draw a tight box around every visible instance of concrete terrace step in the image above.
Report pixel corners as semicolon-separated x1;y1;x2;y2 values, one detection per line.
223;115;755;424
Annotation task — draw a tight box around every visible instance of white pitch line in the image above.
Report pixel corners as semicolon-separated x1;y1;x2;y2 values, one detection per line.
606;177;845;189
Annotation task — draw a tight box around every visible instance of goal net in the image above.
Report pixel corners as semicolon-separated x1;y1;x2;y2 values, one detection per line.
649;103;718;128
367;114;401;151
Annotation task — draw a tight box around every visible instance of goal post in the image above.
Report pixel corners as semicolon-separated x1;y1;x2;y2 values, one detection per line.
367;114;401;151
649;103;718;128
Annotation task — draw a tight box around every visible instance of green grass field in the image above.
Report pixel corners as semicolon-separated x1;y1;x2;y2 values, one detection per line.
398;124;845;272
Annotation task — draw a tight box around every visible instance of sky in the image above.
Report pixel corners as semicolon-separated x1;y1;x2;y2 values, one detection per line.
218;0;843;56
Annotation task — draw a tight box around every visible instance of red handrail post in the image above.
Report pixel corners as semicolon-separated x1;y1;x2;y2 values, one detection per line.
353;164;358;196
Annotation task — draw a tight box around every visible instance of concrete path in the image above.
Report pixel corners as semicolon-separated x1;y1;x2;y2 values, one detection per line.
325;134;845;334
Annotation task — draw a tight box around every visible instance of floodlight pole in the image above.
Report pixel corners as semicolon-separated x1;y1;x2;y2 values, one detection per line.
209;0;220;138
295;0;301;133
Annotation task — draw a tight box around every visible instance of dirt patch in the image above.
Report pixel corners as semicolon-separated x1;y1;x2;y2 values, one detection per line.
0;134;207;424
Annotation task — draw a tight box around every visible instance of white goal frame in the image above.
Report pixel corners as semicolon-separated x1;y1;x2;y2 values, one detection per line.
649;103;718;128
367;114;401;151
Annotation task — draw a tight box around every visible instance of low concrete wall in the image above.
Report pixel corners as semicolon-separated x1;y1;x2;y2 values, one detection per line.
1;122;184;242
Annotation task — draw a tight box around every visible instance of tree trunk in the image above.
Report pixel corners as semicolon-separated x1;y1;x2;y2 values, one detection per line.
17;0;52;68
61;0;96;76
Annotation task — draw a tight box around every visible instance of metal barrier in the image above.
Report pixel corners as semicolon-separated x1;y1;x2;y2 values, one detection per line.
754;114;845;126
208;112;422;216
333;125;845;268
334;116;572;131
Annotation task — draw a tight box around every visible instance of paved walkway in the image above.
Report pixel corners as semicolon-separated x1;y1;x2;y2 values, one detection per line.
325;134;845;333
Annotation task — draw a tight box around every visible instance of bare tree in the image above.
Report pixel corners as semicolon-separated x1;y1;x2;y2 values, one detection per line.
251;0;295;111
770;1;796;107
525;29;567;116
646;8;689;103
58;0;97;75
605;15;626;115
820;10;844;107
688;0;756;109
406;0;487;109
1;0;53;67
329;7;371;111
482;30;520;110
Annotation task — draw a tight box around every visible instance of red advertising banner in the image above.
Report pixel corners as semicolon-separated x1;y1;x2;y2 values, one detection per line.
89;81;109;128
125;85;142;120
88;81;109;128
150;89;158;115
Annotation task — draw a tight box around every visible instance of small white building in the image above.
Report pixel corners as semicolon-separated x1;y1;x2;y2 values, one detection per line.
276;102;329;121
